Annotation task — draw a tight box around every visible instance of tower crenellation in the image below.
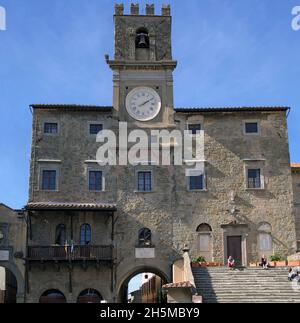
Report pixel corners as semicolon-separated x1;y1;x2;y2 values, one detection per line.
146;4;155;16
114;3;170;17
162;4;171;16
130;3;140;15
115;3;124;16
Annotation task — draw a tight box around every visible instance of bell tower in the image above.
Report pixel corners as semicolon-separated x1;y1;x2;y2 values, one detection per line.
106;3;177;127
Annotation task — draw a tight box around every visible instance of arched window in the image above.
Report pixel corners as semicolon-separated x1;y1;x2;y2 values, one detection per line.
196;223;212;233
196;224;212;261
258;222;273;251
139;228;151;247
39;290;66;303
77;289;103;303
80;224;91;246
135;27;150;49
55;224;66;246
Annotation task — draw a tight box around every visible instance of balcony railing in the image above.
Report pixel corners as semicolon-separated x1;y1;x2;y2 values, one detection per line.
27;245;113;262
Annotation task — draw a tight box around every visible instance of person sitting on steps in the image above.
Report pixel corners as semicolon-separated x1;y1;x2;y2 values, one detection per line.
259;255;269;270
288;268;299;281
228;256;235;270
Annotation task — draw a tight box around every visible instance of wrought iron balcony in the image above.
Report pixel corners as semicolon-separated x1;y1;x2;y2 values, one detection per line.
27;245;113;262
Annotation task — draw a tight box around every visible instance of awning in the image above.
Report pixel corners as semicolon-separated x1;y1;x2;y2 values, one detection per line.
25;202;117;212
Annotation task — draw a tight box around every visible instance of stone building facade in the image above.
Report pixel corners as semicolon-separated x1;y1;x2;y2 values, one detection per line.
0;204;26;303
292;164;300;252
0;4;298;303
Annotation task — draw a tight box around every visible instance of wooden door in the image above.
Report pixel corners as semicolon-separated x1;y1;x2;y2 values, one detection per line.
227;236;242;266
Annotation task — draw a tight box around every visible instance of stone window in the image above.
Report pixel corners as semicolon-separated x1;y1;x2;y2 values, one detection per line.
189;175;204;191
196;224;212;259
44;122;58;135
247;169;261;189
89;171;103;191
89;123;103;136
137;171;152;192
188;123;201;135
258;222;273;251
42;170;57;191
243;120;260;135
135;27;149;49
138;228;152;247
80;224;91;246
55;224;66;246
297;241;300;252
259;233;272;251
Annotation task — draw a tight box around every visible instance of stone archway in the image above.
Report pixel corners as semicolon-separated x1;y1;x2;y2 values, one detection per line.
0;266;18;303
117;266;170;303
0;262;24;303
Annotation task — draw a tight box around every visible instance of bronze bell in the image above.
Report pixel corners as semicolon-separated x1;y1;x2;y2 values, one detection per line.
137;33;148;48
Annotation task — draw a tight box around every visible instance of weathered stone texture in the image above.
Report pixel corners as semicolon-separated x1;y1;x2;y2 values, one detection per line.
292;170;300;244
0;204;26;302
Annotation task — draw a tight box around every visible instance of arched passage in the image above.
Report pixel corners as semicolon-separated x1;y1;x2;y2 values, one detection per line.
117;266;170;303
77;289;103;303
0;266;18;303
39;289;66;303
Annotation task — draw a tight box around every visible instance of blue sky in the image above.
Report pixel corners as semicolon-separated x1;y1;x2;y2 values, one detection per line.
0;0;300;209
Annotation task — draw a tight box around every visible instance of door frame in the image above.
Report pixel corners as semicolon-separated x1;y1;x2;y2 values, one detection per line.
221;223;249;267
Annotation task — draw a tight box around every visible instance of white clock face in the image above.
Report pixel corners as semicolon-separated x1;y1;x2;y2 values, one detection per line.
126;87;161;121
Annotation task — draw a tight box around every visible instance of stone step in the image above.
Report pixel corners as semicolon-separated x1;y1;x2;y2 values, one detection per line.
193;267;300;303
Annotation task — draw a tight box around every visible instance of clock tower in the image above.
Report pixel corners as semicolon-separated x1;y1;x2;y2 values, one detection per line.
106;3;177;127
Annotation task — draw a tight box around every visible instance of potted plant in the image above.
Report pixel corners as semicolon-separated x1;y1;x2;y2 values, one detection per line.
192;256;206;267
288;260;300;267
270;253;287;267
249;261;258;267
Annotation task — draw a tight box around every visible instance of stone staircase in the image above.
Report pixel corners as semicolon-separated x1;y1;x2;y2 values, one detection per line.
192;267;300;303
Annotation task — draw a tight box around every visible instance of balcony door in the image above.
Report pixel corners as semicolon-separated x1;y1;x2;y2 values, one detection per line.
80;224;91;258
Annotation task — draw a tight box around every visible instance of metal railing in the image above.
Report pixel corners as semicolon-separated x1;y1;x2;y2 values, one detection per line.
27;245;113;261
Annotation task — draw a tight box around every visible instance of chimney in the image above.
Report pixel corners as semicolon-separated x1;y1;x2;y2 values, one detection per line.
162;4;171;16
114;4;124;16
146;4;155;16
131;3;139;15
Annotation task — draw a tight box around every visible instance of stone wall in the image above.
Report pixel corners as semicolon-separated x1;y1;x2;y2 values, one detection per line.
292;168;300;250
26;106;297;302
0;204;26;302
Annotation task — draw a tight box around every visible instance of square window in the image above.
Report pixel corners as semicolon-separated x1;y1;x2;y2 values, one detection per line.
189;175;204;190
89;171;103;191
90;124;103;135
188;124;201;135
44;123;58;134
42;170;57;191
245;122;258;134
138;172;152;192
247;169;261;189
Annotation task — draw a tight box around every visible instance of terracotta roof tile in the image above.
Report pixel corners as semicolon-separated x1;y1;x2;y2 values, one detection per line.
30;104;113;112
162;281;195;289
291;163;300;168
175;106;289;113
26;202;117;211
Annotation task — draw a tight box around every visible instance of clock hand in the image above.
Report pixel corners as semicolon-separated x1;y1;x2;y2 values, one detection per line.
138;98;153;107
